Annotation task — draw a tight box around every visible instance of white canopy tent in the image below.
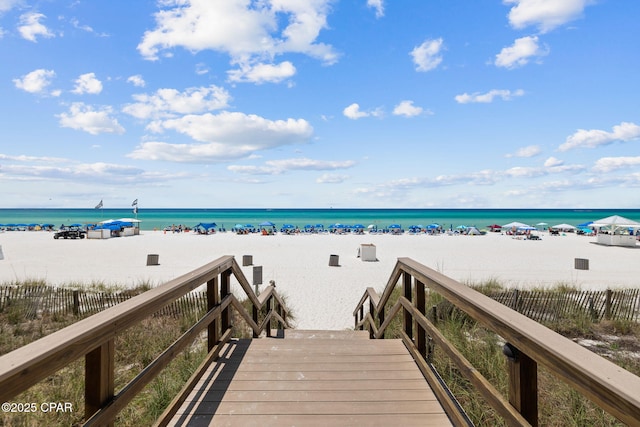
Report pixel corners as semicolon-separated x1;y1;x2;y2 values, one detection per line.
550;223;577;232
591;215;640;247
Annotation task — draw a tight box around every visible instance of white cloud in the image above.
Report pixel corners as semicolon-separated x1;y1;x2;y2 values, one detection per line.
593;156;640;173
129;111;313;162
127;75;146;87
543;157;563;167
57;102;125;135
0;0;21;14
137;0;337;82
455;89;525;104
495;36;548;69
343;103;382;120
505;145;541;158
0;153;68;163
18;12;55;42
227;61;296;84
13;69;57;95
367;0;384;18
317;173;349;183
411;38;444;72
0;160;170;185
123;85;231;120
72;73;103;95
559;122;640;151
343;103;367;120
392;100;424;118
229;158;355;175
504;0;589;33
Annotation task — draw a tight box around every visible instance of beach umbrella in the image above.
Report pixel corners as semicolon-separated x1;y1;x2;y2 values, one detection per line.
281;224;295;229
577;221;593;227
234;224;244;229
387;224;401;229
550;223;576;231
315;224;324;229
503;221;530;229
259;221;275;227
352;224;365;229
367;224;377;229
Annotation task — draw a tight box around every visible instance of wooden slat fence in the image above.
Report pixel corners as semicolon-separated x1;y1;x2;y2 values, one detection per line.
0;285;207;320
488;288;640;323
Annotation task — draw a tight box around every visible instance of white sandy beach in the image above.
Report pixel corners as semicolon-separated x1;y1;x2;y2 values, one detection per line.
0;230;637;330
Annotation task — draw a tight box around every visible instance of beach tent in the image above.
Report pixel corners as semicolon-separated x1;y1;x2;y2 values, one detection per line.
194;222;216;230
591;215;640;231
591;215;640;247
550;223;576;232
466;226;483;235
502;221;530;229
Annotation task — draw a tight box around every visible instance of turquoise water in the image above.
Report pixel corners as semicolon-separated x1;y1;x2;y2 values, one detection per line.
1;208;638;231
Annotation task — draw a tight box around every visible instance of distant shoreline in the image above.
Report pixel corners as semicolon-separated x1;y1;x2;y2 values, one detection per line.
1;208;638;231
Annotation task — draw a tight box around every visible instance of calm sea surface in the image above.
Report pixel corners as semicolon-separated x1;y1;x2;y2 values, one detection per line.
1;208;638;231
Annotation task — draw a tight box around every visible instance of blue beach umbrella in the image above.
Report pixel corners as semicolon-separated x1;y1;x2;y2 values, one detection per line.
259;221;275;227
387;224;401;229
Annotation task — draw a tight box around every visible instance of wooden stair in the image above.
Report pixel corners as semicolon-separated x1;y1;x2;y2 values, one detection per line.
166;330;452;426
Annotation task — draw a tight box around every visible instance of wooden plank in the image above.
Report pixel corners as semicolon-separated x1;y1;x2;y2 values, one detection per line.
170;336;452;427
204;379;431;391
238;354;414;364
181;401;447;416
169;413;452;427
188;389;437;403
195;369;425;382
282;329;370;340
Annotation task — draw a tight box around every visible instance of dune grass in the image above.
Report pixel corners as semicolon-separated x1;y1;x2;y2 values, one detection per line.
0;280;280;426
379;282;640;426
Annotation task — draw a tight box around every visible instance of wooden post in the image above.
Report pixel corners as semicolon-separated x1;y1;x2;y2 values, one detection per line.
73;290;80;316
605;289;612;320
403;272;412;339
266;296;274;337
415;280;426;358
503;343;538;426
220;270;231;333
85;339;114;425
207;277;219;351
377;299;385;339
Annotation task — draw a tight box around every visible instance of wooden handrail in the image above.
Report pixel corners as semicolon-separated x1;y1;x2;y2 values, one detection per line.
0;256;291;425
354;257;640;426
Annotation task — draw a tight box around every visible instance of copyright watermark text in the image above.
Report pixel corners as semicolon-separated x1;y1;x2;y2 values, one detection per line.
2;402;73;413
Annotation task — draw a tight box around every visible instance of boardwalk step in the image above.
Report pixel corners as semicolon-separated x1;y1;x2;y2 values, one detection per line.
167;332;452;426
277;329;371;340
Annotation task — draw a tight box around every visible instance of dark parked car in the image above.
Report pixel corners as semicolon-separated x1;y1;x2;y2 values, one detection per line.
53;226;86;239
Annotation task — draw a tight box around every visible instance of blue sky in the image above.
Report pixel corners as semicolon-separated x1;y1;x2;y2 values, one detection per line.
1;0;639;209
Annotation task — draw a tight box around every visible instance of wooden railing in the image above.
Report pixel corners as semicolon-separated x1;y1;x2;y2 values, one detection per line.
353;257;640;427
0;255;290;426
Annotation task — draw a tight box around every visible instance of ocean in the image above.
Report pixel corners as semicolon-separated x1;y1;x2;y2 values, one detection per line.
0;208;638;231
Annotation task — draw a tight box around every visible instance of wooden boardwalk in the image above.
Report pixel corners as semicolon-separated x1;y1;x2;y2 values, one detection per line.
167;330;452;426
